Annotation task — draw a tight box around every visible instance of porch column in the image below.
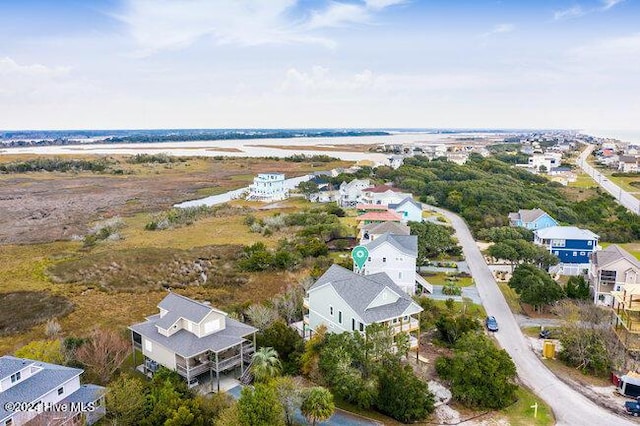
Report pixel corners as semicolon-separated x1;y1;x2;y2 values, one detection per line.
216;352;220;392
186;359;190;384
253;332;256;349
416;312;421;361
240;343;244;375
130;333;136;369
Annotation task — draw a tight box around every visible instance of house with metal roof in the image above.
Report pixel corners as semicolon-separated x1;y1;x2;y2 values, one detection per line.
589;245;640;306
360;232;432;294
0;356;105;426
129;292;257;392
508;208;558;230
355;211;403;227
303;265;423;349
388;197;423;223
534;226;600;275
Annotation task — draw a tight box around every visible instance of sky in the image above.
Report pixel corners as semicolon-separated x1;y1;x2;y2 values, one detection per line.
0;0;639;131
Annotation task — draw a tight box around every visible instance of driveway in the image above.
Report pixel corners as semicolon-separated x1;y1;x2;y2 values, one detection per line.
429;205;635;426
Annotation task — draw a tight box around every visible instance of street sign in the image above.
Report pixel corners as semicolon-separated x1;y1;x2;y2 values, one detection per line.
351;246;369;270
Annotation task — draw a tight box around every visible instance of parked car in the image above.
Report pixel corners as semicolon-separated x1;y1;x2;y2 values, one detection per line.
188;377;199;389
486;316;499;332
539;328;557;339
625;401;640;416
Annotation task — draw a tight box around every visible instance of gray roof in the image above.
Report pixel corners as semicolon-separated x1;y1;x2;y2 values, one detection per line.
388;197;423;211
309;265;423;324
0;356;27;380
535;226;599;241
0;356;83;422
60;384;105;404
365;232;417;257
592;245;640;270
157;293;219;329
363;221;410;236
510;208;552;224
130;315;257;358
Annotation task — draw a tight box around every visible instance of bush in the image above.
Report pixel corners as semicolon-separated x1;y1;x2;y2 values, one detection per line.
442;283;462;296
435;314;480;345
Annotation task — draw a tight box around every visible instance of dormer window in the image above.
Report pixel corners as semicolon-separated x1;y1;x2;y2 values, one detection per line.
10;371;21;383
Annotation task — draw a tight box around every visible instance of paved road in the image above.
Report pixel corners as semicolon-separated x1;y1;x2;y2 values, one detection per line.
430;205;634;426
577;144;640;214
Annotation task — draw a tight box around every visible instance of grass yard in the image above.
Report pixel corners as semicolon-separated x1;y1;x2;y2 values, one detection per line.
568;172;598;189
498;282;524;314
499;386;554;426
422;272;474;287
429;298;487;320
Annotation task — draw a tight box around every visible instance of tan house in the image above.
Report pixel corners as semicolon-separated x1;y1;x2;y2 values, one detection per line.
129;292;257;391
612;284;640;351
590;245;640;306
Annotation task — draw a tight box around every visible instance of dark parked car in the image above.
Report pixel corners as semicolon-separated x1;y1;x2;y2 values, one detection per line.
539;329;556;339
625;401;640;416
486;316;499;332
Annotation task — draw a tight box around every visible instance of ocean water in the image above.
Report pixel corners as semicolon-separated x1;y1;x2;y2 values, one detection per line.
582;129;640;144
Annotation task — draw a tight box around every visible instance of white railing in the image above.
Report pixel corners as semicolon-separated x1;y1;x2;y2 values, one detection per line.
416;273;434;294
392;318;419;334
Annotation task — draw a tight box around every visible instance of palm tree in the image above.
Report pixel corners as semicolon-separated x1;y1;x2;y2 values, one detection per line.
250;347;282;383
301;387;335;426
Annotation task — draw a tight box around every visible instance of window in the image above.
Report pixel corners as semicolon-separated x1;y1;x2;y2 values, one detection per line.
58;387;64;396
580;251;585;256
551;240;566;247
330;306;334;316
368;257;371;261
144;340;153;352
6;419;13;426
352;318;355;331
10;372;20;383
382;257;387;263
554;251;559;255
398;272;402;279
338;311;342;324
600;270;617;285
588;241;593;246
573;251;577;256
359;323;364;332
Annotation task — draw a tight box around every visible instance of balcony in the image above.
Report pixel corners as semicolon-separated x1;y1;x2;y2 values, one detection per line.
303;314;309;324
391;318;419;334
176;361;211;378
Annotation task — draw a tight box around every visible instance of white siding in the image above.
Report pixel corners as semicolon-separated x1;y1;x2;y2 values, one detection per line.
363;242;417;294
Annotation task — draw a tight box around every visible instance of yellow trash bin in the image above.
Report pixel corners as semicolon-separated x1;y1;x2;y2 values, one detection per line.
543;340;556;359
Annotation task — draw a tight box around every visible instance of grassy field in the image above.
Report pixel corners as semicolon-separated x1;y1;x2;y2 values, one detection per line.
422;272;474;287
499;386;555;426
568;172;599;189
498;282;524;314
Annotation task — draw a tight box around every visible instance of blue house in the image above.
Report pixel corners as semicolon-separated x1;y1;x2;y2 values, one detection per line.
534;226;600;275
388;197;423;223
508;208;558;230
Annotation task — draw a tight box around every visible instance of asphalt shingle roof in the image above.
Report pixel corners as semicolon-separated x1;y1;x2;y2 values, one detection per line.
509;208;552;224
157;293;215;327
309;265;422;324
365;232;418;257
0;356;83;422
535;226;599;241
363;221;410;236
592;245;640;270
388;197;423;210
59;384;105;404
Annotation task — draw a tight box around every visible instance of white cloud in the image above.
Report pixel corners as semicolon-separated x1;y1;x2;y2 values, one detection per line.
553;6;585;21
481;23;515;38
0;57;70;77
115;0;405;54
601;0;624;10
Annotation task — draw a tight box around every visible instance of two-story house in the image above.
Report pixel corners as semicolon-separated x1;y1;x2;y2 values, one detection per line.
360;221;410;244
360;232;431;294
303;265;423;349
129;293;258;392
360;185;413;206
508;208;559;230
338;179;370;207
388;197;423;223
618;156;640;173
248;173;288;202
0;356;105;426
590;245;640;306
534;226;600;275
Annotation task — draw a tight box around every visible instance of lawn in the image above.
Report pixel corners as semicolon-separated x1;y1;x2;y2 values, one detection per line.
499;386;554;426
422;272;474;287
429;298;487;320
498;282;524;314
568;172;598;189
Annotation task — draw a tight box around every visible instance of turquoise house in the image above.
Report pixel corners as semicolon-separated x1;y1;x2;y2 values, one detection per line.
508;208;558;230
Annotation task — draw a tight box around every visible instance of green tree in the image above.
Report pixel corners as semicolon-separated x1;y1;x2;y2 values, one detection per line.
257;321;304;374
301;387;335;426
409;221;460;263
298;181;319;198
435;314;480;345
106;375;148;425
238;383;285;426
487;242;519;270
510;264;565;312
565;276;590;300
376;358;434;422
14;339;64;364
251;347;282;383
436;333;517;409
273;377;302;426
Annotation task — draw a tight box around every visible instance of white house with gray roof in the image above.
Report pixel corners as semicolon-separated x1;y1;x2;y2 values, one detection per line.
589;245;640;306
129;292;257;392
388;197;423;223
361;232;432;294
303;265;423;349
0;356;105;426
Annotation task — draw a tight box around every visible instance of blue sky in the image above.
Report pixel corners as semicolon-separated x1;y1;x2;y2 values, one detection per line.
0;0;638;130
